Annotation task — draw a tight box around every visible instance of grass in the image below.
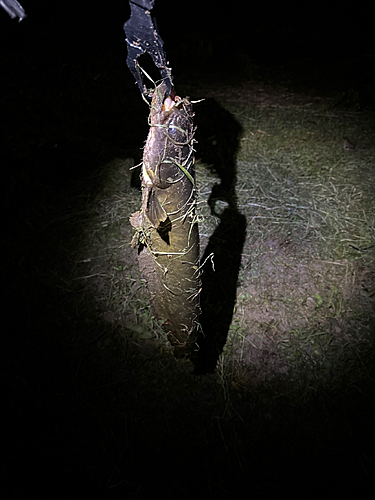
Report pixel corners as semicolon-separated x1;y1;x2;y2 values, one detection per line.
3;36;375;496
201;83;375;398
54;82;375;403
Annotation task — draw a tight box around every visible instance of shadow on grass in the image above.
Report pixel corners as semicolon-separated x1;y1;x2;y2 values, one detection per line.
192;98;246;374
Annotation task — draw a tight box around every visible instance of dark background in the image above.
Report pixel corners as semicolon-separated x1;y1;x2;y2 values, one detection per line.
2;1;374;85
2;0;374;174
2;1;375;499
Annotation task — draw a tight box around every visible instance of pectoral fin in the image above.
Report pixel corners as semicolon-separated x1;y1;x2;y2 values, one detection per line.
146;188;168;229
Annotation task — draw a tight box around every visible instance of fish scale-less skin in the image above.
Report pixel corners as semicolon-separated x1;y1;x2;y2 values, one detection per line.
130;82;200;358
142;85;195;226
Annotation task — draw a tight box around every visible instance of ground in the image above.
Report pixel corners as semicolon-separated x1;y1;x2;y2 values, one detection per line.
2;14;375;499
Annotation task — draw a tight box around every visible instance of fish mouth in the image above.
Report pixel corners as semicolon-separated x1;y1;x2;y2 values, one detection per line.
162;87;179;111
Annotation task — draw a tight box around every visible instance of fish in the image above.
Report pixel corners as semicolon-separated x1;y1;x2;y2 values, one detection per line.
141;82;195;230
130;82;200;358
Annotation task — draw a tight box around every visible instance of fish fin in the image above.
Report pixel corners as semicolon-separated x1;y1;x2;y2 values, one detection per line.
146;188;168;228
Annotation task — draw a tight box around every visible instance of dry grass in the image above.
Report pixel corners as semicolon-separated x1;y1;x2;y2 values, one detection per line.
51;81;375;404
4;33;375;497
201;82;375;398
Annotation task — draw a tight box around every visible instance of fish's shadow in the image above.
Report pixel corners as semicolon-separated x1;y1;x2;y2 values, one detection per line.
192;98;247;374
